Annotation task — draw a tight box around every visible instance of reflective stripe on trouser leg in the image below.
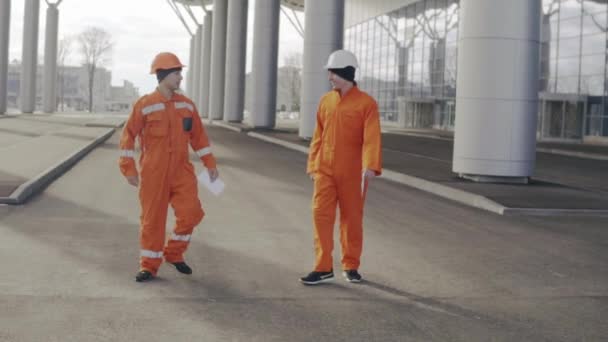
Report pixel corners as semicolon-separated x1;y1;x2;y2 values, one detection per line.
139;170;170;275
338;174;365;271
312;173;338;272
164;168;204;263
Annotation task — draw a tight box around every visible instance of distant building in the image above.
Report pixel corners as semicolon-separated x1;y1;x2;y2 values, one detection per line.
6;61;139;113
107;80;140;112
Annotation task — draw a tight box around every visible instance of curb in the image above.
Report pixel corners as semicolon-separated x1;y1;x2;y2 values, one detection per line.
382;130;453;141
379;169;507;215
383;130;608;161
244;131;608;217
501;207;608;217
85;120;126;129
536;147;608;161
210;120;246;133
0;128;116;205
247;131;310;154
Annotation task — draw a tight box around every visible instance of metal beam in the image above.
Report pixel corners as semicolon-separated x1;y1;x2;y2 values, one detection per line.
280;6;303;38
166;0;194;36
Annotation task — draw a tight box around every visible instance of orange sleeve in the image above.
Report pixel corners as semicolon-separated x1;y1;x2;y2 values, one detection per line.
362;99;382;175
190;103;217;169
118;100;144;177
307;102;324;174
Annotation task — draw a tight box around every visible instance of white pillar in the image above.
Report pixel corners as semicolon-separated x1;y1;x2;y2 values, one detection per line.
20;0;40;113
250;0;280;128
0;0;10;114
186;36;194;97
209;0;228;120
191;25;202;108
299;0;344;138
199;12;213;117
452;0;541;181
223;0;248;122
42;3;59;113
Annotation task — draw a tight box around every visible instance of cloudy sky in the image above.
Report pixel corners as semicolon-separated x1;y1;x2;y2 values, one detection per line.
8;0;304;94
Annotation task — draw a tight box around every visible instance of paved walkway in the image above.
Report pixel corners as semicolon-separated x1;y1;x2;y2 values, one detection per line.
1;126;606;341
0;113;123;204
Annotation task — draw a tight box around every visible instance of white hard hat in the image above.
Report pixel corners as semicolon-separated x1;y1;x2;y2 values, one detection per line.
324;49;359;69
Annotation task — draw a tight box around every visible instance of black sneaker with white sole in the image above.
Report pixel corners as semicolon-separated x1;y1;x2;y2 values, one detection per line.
343;270;362;283
135;270;153;282
170;262;193;275
299;270;334;285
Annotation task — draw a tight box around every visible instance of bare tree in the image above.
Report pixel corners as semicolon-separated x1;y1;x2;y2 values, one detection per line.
578;0;607;33
57;36;73;111
283;52;301;68
78;27;113;112
283;52;302;112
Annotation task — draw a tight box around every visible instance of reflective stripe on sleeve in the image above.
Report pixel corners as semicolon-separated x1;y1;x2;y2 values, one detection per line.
196;147;211;157
120;149;135;158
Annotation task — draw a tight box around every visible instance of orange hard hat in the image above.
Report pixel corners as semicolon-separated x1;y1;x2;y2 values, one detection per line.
150;52;186;74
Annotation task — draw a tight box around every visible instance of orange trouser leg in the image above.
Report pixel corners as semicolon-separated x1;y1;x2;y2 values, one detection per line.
312;172;338;272
164;167;204;263
139;170;170;275
337;173;366;271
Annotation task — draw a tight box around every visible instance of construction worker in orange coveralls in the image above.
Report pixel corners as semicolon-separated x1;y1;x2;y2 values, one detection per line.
300;50;382;285
119;52;219;282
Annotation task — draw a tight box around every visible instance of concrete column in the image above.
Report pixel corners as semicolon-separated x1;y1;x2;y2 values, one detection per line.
223;0;248;122
452;0;541;181
20;0;40;113
42;3;59;113
0;0;10;114
299;0;344;138
191;25;202;108
186;36;194;97
199;12;213;118
208;0;228;120
250;0;280;128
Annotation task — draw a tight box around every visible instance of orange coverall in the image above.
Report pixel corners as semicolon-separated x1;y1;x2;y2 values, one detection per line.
119;90;216;275
307;86;382;272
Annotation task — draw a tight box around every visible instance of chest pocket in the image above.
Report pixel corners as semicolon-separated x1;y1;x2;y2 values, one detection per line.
175;101;194;133
182;117;193;132
337;109;364;145
341;111;363;130
145;113;168;137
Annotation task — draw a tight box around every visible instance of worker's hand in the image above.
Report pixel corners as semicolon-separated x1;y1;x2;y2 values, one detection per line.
126;175;139;187
363;169;376;180
308;172;315;181
208;168;219;182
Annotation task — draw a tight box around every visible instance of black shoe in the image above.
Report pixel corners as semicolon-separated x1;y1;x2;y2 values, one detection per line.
135;270;153;282
343;270;362;283
171;262;193;275
299;270;334;285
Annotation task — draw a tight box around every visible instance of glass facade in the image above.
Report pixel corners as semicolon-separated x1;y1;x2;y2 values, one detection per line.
345;0;608;141
539;0;608;139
